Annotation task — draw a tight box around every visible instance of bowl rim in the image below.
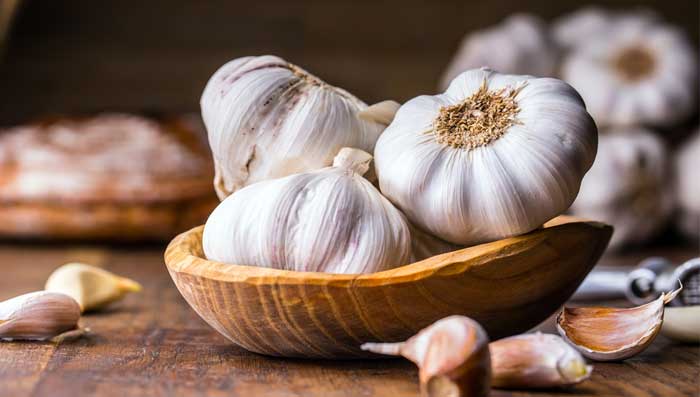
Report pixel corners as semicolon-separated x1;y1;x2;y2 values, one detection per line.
164;215;611;286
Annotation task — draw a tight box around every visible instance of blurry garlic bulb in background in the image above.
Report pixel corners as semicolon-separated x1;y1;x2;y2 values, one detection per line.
440;14;557;90
552;7;658;50
203;148;411;274
570;128;672;250
375;68;597;246
675;130;700;241
201;55;384;199
561;13;697;127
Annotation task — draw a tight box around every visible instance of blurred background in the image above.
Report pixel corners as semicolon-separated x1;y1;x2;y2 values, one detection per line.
0;0;697;121
0;0;698;254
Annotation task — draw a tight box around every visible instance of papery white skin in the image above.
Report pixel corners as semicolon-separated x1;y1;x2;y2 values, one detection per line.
570;128;672;250
561;13;697;127
440;14;557;90
375;68;597;246
203;148;411;274
201;55;384;199
552;7;659;50
0;291;81;341
490;333;592;389
675;130;700;241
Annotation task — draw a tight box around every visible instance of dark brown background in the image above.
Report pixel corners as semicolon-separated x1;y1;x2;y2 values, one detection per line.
0;0;698;125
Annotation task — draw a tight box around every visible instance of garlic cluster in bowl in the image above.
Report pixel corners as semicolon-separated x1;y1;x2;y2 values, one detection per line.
201;55;598;273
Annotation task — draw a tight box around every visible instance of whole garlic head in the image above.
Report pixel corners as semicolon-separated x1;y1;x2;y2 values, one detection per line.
440;14;557;90
375;68;597;246
570;128;672;250
203;148;411;274
675;129;700;240
561;12;697;127
201;55;385;199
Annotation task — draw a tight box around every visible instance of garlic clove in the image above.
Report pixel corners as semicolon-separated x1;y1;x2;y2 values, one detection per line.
45;263;141;312
0;291;81;341
357;100;401;126
490;333;592;389
661;306;700;343
362;315;491;397
556;287;681;361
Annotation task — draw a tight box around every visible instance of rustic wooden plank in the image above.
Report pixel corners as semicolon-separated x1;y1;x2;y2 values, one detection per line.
0;243;697;396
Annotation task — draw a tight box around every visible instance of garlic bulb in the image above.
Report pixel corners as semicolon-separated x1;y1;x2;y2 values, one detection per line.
0;291;81;341
570;128;672;250
440;14;557;90
203;148;411;274
361;315;491;397
552;7;658;50
560;11;697;127
675;130;700;241
490;333;592;389
375;68;597;246
201;55;385;199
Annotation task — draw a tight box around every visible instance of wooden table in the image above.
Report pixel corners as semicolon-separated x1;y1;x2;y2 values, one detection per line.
0;242;697;397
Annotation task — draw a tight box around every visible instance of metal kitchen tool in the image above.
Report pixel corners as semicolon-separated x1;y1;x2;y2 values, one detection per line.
572;257;700;305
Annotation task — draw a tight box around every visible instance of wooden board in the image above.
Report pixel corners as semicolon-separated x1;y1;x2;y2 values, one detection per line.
0;243;697;396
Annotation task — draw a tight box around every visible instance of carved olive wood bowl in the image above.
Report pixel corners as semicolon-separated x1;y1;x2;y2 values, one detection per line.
164;216;612;359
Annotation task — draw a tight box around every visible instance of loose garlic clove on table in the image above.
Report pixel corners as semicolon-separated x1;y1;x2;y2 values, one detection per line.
362;315;491;397
556;286;681;361
45;263;141;312
0;291;81;341
490;333;592;389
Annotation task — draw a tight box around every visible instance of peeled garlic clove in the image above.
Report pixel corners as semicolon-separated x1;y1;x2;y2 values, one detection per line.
0;291;81;341
556;287;681;361
490;333;592;389
362;315;491;397
661;306;700;343
45;263;141;312
358;100;401;126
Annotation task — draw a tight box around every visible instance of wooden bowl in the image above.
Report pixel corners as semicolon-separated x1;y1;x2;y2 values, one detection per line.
164;216;612;358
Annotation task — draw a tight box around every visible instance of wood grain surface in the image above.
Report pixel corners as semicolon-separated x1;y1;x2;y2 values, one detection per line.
164;217;611;358
0;241;697;396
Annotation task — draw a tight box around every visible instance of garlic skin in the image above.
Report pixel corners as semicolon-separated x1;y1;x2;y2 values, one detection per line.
203;148;411;274
375;68;597;246
0;291;81;341
440;14;557;90
490;333;592;389
560;12;697;127
45;263;142;312
362;315;491;397
201;55;384;199
675;130;700;241
556;287;680;361
570;128;672;250
552;7;658;50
